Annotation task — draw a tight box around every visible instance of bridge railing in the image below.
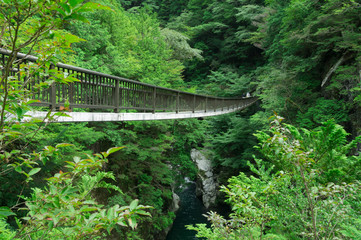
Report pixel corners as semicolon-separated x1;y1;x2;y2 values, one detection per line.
0;49;258;113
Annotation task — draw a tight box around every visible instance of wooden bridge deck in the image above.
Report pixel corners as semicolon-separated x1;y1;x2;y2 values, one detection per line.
23;99;257;122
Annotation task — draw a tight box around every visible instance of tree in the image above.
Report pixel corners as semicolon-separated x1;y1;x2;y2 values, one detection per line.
69;0;186;88
251;0;361;120
0;1;150;238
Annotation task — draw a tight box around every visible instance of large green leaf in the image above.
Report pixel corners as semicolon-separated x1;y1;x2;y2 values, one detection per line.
0;207;15;218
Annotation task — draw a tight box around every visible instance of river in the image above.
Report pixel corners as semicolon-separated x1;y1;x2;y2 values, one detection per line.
166;182;208;240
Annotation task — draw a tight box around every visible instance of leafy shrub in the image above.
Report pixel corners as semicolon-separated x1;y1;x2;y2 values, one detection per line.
188;115;361;239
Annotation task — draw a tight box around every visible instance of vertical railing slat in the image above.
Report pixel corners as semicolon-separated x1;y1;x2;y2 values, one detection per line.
152;87;156;113
205;96;207;113
50;64;56;110
69;69;73;109
114;79;119;112
176;92;179;113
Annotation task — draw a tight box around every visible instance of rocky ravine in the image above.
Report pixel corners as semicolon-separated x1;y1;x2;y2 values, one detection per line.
191;149;217;208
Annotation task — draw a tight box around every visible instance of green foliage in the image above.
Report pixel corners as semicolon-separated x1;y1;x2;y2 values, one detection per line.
203;106;266;186
258;115;361;183
188;116;361;239
0;122;106;222
167;0;360;125
65;2;208;236
199;68;252;97
3;0;360;239
27;122;105;160
207;114;260;170
0;1;152;239
144;0;361;206
0;0;97;187
296;98;349;129
171;119;205;180
0;219;17;240
93;119;204;239
69;0;186;88
251;0;361;118
341;218;361;239
15;147;151;239
161;28;203;61
39;119;203;239
177;0;264;87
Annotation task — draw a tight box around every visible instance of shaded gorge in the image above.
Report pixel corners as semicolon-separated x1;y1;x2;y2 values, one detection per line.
166;181;208;240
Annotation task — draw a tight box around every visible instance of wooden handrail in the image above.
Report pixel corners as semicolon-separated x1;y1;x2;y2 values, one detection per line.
0;49;258;113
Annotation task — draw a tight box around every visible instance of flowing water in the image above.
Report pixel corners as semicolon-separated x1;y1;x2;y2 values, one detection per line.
166;181;208;240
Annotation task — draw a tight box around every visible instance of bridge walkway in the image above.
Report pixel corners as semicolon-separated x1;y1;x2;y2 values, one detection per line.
0;49;258;122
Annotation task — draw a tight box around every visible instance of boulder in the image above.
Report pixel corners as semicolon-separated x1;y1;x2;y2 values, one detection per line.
191;149;217;208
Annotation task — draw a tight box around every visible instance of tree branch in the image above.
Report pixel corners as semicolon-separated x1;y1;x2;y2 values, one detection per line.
321;52;354;87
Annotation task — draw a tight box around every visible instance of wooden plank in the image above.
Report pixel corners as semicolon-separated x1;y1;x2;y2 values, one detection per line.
69;69;73;109
92;74;95;106
176;92;179;113
84;73;87;105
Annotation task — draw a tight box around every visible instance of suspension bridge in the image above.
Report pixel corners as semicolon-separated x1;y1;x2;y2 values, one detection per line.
1;49;258;122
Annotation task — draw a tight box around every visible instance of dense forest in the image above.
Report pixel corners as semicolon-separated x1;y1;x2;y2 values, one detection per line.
0;0;361;239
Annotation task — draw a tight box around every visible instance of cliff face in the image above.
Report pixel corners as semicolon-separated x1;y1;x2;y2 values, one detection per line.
191;149;217;208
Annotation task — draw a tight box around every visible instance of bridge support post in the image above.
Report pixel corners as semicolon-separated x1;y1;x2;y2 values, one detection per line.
51;84;56;110
222;99;224;111
176;92;179;113
152;87;156;114
192;95;196;113
114;79;119;113
69;83;74;111
205;97;207;113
